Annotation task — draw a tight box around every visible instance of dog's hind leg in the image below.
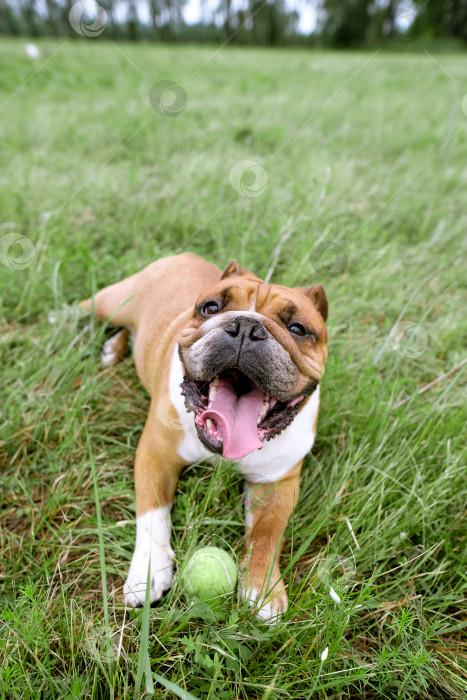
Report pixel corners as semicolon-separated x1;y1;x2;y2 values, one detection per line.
80;270;144;328
80;271;147;366
80;273;144;367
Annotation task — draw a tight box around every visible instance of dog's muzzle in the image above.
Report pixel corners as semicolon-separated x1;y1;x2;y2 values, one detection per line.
180;315;316;460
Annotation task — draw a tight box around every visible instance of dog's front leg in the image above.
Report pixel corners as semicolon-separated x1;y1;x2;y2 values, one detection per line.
124;413;185;607
240;460;302;622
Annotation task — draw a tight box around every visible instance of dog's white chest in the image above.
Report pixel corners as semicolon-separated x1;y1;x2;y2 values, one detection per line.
169;347;319;482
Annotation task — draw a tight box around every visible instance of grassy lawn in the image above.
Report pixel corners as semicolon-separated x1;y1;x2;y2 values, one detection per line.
1;38;466;699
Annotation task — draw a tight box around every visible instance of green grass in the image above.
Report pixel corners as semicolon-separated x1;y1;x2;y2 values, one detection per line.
1;38;466;699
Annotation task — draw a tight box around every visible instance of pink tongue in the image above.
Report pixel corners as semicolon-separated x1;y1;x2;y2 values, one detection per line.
200;375;264;460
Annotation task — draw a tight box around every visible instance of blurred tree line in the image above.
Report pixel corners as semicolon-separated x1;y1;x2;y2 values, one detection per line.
0;0;466;46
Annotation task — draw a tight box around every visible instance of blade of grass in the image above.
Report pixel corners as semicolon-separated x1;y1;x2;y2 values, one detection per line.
153;673;200;700
133;563;153;699
87;425;114;695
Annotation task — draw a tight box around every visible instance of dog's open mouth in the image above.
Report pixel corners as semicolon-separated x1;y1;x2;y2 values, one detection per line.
180;369;307;460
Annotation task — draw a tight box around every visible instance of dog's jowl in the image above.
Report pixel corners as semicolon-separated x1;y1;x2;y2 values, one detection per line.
81;253;328;621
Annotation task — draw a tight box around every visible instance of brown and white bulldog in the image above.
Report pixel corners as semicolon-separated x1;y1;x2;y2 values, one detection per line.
81;253;328;621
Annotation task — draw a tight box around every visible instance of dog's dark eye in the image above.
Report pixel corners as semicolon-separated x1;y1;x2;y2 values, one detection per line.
289;323;306;337
202;301;220;316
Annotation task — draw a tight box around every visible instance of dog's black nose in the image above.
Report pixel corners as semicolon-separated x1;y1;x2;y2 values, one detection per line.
249;322;268;341
224;320;240;337
223;317;268;341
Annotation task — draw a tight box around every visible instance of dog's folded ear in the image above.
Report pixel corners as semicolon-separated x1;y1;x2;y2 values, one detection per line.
296;284;328;322
221;260;250;279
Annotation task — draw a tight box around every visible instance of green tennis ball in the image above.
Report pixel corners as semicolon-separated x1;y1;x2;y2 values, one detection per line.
181;547;238;602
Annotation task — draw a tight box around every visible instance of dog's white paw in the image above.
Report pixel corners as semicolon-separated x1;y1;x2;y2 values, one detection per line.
124;548;175;607
241;586;287;624
101;330;129;367
101;336;120;367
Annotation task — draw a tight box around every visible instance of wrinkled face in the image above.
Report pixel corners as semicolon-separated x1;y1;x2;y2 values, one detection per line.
178;262;328;461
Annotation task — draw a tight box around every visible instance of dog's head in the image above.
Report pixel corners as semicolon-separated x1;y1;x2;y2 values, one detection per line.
178;260;328;460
